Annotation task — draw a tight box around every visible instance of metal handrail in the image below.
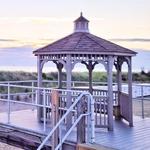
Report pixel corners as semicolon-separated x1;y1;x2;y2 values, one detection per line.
37;92;94;150
0;83;86;133
55;113;89;150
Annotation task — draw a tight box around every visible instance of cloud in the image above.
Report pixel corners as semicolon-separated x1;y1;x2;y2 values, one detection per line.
0;39;17;42
110;38;150;42
0;17;73;24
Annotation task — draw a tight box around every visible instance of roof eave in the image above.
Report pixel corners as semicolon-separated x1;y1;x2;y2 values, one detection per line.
33;51;136;57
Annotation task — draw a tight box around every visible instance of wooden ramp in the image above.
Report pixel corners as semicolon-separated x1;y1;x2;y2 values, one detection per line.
0;123;77;150
0;123;50;149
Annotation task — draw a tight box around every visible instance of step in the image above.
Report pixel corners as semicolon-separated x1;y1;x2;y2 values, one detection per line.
77;143;117;150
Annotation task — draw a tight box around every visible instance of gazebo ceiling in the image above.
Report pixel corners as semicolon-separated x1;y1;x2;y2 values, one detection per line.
33;13;136;56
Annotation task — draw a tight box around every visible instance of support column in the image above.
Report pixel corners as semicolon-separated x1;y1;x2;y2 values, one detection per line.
128;57;133;127
66;55;72;129
114;58;123;120
82;60;97;94
37;55;43;122
107;56;114;131
88;61;93;94
57;63;63;89
117;65;122;95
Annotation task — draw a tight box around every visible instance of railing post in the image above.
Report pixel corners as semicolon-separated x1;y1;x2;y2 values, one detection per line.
141;85;144;119
31;81;34;104
77;95;85;143
87;95;91;143
59;124;62;150
7;83;10;124
51;90;59;150
43;89;46;132
90;94;95;144
35;90;38;105
31;81;34;111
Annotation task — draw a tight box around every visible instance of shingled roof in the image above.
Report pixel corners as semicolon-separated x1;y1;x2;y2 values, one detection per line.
34;14;136;56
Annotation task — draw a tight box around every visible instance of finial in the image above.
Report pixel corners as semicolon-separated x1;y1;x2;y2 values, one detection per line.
80;12;83;17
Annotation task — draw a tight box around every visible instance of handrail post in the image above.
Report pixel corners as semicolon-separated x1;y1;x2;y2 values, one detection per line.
77;95;85;143
87;94;91;143
141;85;144;119
51;90;59;150
59;123;62;150
35;90;38;105
43;89;46;132
90;94;95;143
7;82;10;124
31;81;34;111
31;81;34;104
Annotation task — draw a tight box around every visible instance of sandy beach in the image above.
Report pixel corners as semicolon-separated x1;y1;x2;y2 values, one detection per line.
0;143;22;150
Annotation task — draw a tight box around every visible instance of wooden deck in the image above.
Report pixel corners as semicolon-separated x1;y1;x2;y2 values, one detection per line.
0;109;150;150
95;117;150;150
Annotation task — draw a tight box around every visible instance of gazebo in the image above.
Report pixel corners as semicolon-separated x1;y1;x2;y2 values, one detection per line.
33;13;136;131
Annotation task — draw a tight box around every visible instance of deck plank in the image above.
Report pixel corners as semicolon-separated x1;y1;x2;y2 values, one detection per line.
95;117;150;150
0;110;150;149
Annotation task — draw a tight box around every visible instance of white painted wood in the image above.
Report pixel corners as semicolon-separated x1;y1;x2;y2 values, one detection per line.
37;55;43;122
88;62;93;94
57;63;63;89
127;57;133;127
66;54;72;129
116;60;122;106
107;56;114;131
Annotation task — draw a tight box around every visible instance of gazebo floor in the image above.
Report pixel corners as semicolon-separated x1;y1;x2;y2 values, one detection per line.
95;117;150;150
0;109;150;150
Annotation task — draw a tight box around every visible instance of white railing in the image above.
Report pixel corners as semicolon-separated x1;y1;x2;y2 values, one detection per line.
0;83;95;150
37;92;95;150
0;83;87;133
0;80;149;98
0;80;149;121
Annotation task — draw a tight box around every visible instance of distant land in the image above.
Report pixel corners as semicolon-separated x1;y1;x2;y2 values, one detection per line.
0;47;149;72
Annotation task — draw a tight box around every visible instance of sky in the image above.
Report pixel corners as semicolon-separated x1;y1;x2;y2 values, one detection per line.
0;0;150;72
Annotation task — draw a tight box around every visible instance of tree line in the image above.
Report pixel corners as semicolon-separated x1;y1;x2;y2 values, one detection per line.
0;71;149;83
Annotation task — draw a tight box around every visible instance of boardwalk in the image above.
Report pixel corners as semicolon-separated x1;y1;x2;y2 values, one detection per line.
0;109;150;150
95;117;150;150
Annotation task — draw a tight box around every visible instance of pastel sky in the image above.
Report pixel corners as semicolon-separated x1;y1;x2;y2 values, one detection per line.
0;0;150;72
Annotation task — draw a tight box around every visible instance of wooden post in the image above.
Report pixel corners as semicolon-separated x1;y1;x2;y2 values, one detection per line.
66;55;72;129
88;61;93;94
37;55;43;122
107;56;114;131
128;57;133;127
115;59;122;120
51;90;59;150
77;97;86;143
57;63;63;89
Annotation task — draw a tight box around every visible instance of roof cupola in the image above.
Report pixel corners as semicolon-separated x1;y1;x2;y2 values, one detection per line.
74;12;89;33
